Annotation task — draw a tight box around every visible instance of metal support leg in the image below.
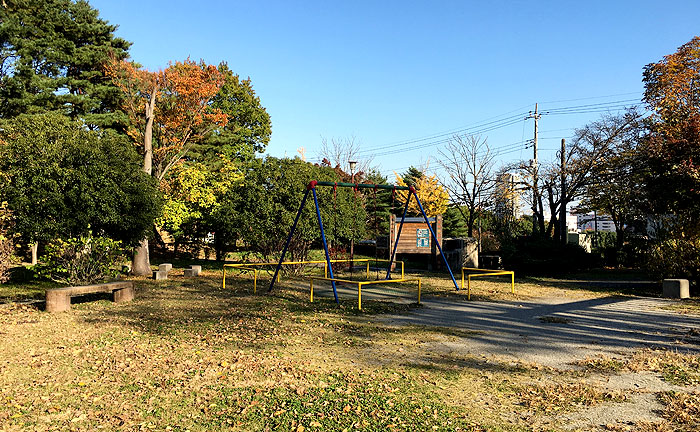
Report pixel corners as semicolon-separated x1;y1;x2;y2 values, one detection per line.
312;187;339;303
386;196;411;280
269;189;310;292
413;191;460;291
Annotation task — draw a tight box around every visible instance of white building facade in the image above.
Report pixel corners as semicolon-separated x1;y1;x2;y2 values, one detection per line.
576;213;616;232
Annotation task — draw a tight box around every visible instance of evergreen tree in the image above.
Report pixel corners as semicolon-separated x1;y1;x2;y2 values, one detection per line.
0;0;131;128
0;113;161;246
188;63;272;166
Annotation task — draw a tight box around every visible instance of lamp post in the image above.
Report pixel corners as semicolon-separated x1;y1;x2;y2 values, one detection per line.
349;160;357;270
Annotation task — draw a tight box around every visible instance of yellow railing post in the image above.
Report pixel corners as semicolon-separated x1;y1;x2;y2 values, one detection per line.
511;272;515;294
401;261;404;279
324;263;328;278
253;269;258;294
366;261;370;279
467;275;471;300
358;282;362;310
222;267;227;289
417;279;422;304
310;279;314;302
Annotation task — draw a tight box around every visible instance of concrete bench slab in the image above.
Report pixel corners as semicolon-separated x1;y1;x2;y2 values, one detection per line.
663;279;690;299
184;265;202;277
46;281;134;313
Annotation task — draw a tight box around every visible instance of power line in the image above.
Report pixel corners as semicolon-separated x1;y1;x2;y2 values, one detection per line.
312;97;642;164
539;91;642;105
366;103;534;148
355;113;528;157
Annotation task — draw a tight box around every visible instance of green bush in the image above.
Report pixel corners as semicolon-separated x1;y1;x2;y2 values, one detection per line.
35;235;125;285
213;157;366;264
501;236;597;275
0;113;161;247
646;235;700;284
0;201;18;283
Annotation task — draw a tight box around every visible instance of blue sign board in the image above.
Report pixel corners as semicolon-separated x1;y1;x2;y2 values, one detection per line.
416;228;429;247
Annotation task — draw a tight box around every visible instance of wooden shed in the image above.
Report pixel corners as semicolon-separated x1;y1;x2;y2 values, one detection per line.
388;214;443;258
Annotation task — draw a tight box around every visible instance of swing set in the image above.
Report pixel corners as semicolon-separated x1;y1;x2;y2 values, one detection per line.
268;180;460;304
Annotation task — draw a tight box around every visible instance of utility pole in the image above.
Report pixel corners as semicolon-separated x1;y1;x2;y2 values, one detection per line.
477;190;482;253
525;103;541;235
560;138;567;245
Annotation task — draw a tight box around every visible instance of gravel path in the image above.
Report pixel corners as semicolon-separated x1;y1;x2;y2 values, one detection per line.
380;295;700;429
382;295;700;368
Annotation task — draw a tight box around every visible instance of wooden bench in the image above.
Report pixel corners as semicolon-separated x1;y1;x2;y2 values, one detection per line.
45;281;135;313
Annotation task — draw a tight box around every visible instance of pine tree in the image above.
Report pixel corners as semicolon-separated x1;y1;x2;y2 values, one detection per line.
0;0;131;128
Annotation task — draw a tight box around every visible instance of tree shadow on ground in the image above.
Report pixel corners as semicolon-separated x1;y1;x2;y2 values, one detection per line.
383;295;700;365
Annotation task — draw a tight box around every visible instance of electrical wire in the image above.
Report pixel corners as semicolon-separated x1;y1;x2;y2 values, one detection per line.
312;96;644;164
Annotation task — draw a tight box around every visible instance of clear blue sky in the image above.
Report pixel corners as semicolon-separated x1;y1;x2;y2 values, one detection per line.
89;0;700;179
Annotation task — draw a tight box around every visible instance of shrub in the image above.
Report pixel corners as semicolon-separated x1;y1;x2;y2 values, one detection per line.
35;235;125;285
646;235;700;284
500;236;597;275
0;113;161;247
0;202;18;283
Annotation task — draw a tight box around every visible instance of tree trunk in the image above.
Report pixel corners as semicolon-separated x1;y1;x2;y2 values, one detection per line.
615;226;625;251
546;184;558;239
131;83;158;275
550;215;558;239
532;191;546;237
31;242;38;265
467;211;475;238
131;238;151;276
214;231;225;261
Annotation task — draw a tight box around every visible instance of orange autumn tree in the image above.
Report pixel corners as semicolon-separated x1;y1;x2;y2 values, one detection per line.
106;57;227;274
643;36;700;131
106;57;228;180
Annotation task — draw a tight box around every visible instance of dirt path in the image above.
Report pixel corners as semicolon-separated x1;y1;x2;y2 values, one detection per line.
381;294;700;430
382;295;700;368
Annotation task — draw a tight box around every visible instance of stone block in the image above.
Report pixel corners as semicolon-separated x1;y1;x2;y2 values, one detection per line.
45;290;71;312
45;281;134;313
113;285;135;303
189;265;202;276
158;263;173;273
662;279;689;299
183;269;195;277
153;270;168;280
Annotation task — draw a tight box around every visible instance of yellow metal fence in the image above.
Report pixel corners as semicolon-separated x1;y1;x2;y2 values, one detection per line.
309;276;421;310
461;267;515;300
222;258;404;293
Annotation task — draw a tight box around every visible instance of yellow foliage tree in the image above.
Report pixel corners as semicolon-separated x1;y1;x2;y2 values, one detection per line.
394;171;448;217
158;156;242;239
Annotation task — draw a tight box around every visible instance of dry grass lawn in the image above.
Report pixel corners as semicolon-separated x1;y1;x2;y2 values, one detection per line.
0;269;698;431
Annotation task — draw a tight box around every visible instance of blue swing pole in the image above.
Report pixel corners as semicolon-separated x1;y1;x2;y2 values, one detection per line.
268;188;310;292
413;191;460;291
310;182;339;303
385;189;412;280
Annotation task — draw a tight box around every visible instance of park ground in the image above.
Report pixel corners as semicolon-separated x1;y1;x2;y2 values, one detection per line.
1;265;700;431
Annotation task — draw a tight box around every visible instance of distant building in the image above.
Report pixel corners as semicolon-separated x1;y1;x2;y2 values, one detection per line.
577;213;616;232
493;173;520;221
